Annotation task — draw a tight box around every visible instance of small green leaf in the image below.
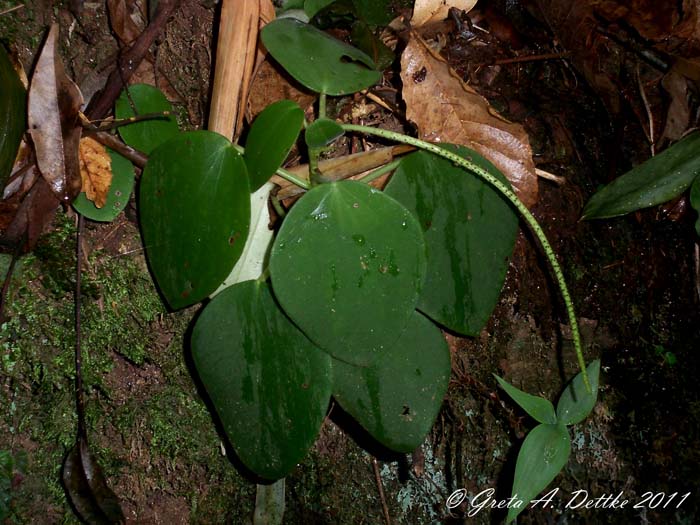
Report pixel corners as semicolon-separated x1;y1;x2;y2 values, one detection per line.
384;146;518;336
556;360;601;426
582;132;700;219
690;175;700;236
332;311;450;452
305;118;344;150
245;100;304;192
350;21;394;70
494;375;557;425
0;44;26;187
140;131;250;309
304;0;335;18
261;18;381;96
72;149;135;222
270;180;426;366
115;84;179;154
506;424;571;524
192;281;332;480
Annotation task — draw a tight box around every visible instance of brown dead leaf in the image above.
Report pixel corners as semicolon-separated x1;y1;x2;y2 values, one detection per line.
27;24;84;203
411;0;478;28
79;137;112;209
2;177;60;252
400;33;538;208
247;59;316;120
107;0;144;46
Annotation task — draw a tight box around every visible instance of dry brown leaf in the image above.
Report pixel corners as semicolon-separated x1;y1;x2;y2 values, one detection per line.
27;24;84;203
79;137;112;209
107;0;144;46
400;33;538;207
247;59;316;120
411;0;478;27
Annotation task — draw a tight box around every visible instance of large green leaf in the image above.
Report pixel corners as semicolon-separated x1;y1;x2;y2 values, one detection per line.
582;132;700;219
140;131;250;309
115;84;179;154
191;280;332;480
244;100;304;192
494;375;557;425
0;45;26;187
305;118;344;150
556;360;600;426
332;311;450;452
384;146;518;336
72;149;135;222
690;175;700;236
261;18;381;96
270;180;426;365
507;423;571;523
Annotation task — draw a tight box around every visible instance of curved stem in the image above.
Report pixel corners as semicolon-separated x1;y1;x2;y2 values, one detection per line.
357;159;402;185
231;143;311;190
343;123;590;391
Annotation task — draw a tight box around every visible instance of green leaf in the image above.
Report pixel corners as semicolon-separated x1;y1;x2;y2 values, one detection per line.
304;0;335;18
140;131;250;309
305;118;344;150
556;360;601;426
191;280;332;480
0;45;26;187
270;180;426;366
582;132;700;219
506;424;571;524
261;18;381;96
72;149;135;222
245;100;304;192
351;0;393;26
332;311;450;452
384;146;518;336
254;479;286;525
115;84;179;154
690;175;700;236
350;21;394;70
494;375;557;425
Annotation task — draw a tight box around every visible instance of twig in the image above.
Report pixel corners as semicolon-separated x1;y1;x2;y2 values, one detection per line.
88;130;148;169
695;242;700;303
535;168;566;185
372;458;392;525
476;52;570;68
0;4;24;16
636;63;655;156
75;214;86;440
85;0;182;120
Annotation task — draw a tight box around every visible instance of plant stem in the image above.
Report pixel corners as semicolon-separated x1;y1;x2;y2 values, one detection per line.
231;143;311;190
343;123;590;391
357;159;402;185
319;92;327;119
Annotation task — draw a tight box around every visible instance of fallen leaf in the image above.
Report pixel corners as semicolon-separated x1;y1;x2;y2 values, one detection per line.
27;24;84;203
411;0;477;28
107;0;144;46
247;59;316;120
660;68;692;143
1;177;60;252
400;33;538;207
79;137;112;209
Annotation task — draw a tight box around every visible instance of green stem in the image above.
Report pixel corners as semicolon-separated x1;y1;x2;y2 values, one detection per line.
232;143;310;190
270;194;287;218
357;159;402;185
343;123;590;391
319;92;327;119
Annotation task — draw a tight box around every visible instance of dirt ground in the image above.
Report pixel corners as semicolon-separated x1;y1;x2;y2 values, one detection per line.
1;0;699;524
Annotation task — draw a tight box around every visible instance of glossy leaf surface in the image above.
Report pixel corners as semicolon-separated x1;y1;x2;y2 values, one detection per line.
191;281;332;480
305;118;344;150
0;45;26;187
332;311;450;452
556;360;600;426
385;146;518;335
140;131;250;309
245;100;304;192
582;132;700;219
494;375;557;425
690;175;700;236
261;18;381;95
115;83;179;154
73;149;134;222
507;424;571;523
270;180;426;365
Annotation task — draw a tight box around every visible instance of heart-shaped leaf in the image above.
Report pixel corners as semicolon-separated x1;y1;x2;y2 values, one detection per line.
690;175;700;236
494;375;557;425
384;146;518;335
140;131;250;309
261;18;381;95
73;149;135;222
556;360;601;426
115;83;179;154
305;118;344;150
191;280;332;480
270;180;426;365
245;100;304;192
0;44;26;187
582;132;700;219
506;423;571;523
62;435;125;524
332;311;450;452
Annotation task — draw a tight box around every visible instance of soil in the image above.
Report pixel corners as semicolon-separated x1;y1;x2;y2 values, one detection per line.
1;1;699;524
